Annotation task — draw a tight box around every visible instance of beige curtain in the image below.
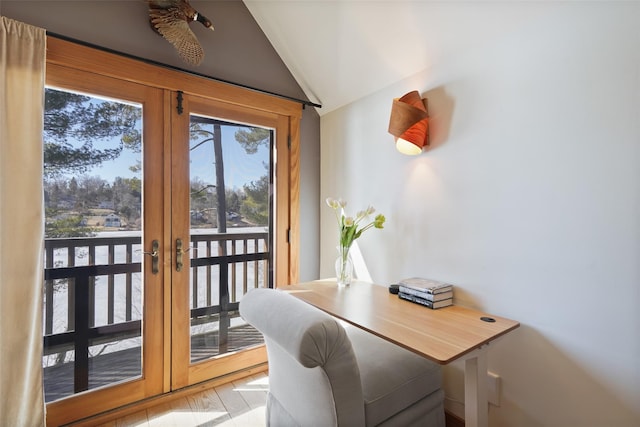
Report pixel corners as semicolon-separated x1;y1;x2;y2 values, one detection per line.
0;16;46;426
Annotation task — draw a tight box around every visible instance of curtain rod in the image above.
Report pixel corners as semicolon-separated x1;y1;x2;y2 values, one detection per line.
46;31;322;110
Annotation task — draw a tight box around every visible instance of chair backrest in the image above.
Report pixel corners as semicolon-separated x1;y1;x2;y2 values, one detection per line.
240;288;365;426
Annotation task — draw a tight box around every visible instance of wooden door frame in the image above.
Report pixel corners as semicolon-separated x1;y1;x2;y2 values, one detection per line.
169;93;290;389
44;64;166;427
45;37;302;425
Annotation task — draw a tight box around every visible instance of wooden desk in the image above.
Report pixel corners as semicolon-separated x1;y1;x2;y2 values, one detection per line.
284;280;520;427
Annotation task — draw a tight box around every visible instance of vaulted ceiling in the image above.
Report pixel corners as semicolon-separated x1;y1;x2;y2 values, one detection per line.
243;1;560;115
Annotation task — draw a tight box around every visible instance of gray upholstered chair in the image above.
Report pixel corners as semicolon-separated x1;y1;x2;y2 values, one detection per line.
239;288;445;427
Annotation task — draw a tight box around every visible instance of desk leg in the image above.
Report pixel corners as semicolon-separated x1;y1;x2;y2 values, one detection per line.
464;348;488;427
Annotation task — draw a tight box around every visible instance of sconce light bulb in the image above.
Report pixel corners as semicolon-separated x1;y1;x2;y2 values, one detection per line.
395;138;422;156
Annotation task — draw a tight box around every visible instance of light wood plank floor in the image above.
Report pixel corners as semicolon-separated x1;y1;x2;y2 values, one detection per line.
91;372;461;427
97;373;268;427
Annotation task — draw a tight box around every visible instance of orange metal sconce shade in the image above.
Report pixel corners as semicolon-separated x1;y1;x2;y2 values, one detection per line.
387;91;429;155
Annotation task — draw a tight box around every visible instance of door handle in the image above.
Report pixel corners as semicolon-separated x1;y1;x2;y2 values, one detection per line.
176;238;190;272
142;239;159;274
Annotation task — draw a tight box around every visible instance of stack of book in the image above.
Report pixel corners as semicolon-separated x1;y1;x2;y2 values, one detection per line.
397;277;454;309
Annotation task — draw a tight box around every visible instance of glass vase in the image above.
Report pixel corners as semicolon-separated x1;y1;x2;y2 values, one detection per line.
335;246;353;287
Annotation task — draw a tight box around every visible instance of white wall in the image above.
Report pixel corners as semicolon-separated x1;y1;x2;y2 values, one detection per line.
320;2;639;426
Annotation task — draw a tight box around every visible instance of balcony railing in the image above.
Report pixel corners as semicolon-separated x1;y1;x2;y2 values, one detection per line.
43;231;269;402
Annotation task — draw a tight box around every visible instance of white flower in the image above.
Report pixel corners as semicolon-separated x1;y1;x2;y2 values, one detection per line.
325;197;339;209
325;196;386;250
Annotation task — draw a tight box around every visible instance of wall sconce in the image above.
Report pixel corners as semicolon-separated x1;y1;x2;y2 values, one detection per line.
387;91;429;155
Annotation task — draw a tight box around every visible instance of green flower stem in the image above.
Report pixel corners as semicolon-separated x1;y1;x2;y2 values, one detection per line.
325;197;386;279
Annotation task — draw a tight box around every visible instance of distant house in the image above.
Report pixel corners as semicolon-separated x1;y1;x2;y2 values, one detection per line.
99;201;115;210
190;210;204;221
104;214;121;228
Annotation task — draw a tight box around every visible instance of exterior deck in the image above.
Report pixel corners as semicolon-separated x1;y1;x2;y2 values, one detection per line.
43;231;268;403
44;323;264;402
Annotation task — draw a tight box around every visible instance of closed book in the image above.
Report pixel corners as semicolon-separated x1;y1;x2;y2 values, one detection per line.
399;277;453;294
398;286;453;302
398;292;453;309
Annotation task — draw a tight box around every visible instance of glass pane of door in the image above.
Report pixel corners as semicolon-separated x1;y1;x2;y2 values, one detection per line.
187;115;271;363
42;87;145;401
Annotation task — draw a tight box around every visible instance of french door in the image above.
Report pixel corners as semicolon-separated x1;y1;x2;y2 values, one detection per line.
43;65;166;426
169;94;285;388
44;37;301;426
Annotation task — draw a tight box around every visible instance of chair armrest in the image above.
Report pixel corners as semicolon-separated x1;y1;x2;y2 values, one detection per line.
240;288;350;368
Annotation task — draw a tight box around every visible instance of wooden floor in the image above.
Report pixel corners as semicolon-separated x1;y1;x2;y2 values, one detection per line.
96;372;269;427
90;371;462;427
